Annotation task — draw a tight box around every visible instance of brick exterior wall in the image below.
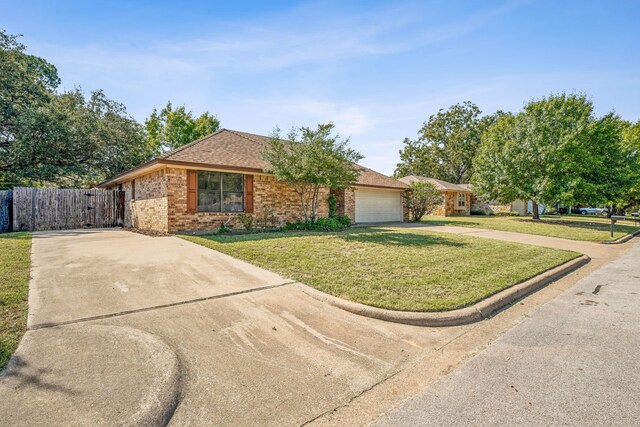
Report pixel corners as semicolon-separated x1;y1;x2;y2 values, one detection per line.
470;194;512;214
330;188;355;222
129;169;169;232
432;191;470;217
252;175;330;226
166;168;247;233
120;181;133;227
160;168;330;233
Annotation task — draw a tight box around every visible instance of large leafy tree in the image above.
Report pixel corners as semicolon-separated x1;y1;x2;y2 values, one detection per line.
572;114;638;214
0;30;151;188
0;30;60;137
1;30;60;187
473;93;606;220
395;102;498;183
263;123;363;222
6;88;150;187
145;101;220;153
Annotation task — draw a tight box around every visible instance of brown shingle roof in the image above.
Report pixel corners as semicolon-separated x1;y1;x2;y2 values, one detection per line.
355;165;407;189
160;129;271;170
398;175;472;192
101;129;406;190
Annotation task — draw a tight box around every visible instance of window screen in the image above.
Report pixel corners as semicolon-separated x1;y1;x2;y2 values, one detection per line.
197;172;244;212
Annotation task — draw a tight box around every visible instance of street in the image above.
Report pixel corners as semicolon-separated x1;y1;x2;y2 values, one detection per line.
377;240;640;426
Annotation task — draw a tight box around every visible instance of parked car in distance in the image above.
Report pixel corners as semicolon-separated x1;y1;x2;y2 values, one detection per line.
576;207;607;215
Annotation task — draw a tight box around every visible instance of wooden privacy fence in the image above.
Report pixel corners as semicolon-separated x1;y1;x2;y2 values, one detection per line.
12;187;125;232
0;190;12;233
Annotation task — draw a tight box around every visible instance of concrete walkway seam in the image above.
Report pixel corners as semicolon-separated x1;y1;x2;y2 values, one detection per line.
28;280;296;330
297;255;590;327
601;229;640;245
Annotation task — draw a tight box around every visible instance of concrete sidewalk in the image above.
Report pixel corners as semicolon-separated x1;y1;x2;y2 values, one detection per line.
376;239;640;426
398;223;614;260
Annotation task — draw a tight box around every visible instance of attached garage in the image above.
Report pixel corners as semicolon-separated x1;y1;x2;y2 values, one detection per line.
354;187;404;223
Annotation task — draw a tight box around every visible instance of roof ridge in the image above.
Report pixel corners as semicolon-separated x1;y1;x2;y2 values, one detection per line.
161;128;228;159
226;129;267;145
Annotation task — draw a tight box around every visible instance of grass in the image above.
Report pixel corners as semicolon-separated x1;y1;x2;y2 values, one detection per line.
181;227;578;312
0;232;31;371
422;214;640;242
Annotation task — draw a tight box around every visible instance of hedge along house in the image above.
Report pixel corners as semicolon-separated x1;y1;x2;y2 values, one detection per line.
398;176;472;216
461;183;527;215
100;129;408;233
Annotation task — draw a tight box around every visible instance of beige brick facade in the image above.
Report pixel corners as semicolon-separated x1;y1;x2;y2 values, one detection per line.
432;191;471;217
127;169;169;232
470;194;511;214
330;188;356;221
117;167;333;233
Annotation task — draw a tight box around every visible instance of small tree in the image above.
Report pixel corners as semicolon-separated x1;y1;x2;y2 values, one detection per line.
262;123;363;222
403;182;442;221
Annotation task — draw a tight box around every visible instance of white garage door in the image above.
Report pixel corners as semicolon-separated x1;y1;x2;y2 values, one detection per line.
355;188;403;223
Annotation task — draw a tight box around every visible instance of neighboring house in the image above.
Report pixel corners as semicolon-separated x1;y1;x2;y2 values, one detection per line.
397;176;526;217
398;176;471;216
100;129;408;233
461;184;526;215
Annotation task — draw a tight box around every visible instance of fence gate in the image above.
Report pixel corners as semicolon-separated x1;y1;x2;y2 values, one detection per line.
0;190;12;233
12;187;125;232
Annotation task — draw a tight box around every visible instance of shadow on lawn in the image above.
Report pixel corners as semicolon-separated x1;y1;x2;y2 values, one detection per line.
205;227;466;248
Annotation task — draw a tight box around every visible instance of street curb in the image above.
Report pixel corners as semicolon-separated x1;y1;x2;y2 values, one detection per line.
0;325;181;427
601;229;640;245
297;255;590;327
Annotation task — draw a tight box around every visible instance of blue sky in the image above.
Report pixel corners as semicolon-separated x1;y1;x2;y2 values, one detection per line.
3;0;639;174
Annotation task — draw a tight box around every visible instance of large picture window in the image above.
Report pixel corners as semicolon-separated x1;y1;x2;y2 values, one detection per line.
197;172;244;212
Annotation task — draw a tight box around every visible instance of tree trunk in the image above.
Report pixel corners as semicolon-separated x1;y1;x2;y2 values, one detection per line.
532;201;540;221
310;185;320;223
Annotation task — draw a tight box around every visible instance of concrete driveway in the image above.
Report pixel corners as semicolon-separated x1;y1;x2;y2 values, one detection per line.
27;229;289;328
0;229;635;426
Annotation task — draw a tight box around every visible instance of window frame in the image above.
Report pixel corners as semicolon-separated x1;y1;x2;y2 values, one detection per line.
196;171;245;213
456;192;467;209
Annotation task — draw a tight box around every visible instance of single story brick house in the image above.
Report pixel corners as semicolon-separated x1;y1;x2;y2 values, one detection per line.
100;129;408;233
398;175;525;216
398;176;472;216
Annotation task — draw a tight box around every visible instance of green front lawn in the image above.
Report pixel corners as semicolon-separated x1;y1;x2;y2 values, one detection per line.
181;227;578;312
422;215;639;242
0;232;31;371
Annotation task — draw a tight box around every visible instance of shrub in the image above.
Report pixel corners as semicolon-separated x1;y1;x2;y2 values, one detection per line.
470;209;488;215
494;211;520;217
283;215;351;232
237;213;254;232
256;206;277;232
402;182;442;222
335;214;351;227
217;226;232;234
327;193;337;217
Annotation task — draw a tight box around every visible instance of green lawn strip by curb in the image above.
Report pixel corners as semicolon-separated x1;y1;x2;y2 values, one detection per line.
421;215;639;242
0;232;32;371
